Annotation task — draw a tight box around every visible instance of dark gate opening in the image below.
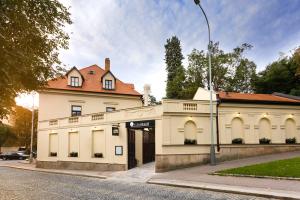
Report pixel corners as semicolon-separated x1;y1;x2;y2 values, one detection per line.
126;120;155;170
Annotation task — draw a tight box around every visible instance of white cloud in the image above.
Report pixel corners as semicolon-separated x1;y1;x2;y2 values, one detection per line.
16;0;300;108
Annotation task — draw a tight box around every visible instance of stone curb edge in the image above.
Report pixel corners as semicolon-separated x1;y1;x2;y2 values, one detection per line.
0;165;107;179
147;179;300;200
211;172;300;181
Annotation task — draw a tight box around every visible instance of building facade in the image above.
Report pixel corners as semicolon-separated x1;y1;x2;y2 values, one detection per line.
37;60;300;172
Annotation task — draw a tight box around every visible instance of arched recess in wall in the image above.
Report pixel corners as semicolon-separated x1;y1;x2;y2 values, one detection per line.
285;118;296;139
184;121;197;141
231;117;244;141
259;118;271;139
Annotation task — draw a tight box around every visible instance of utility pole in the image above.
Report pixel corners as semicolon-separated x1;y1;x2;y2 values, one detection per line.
29;92;35;163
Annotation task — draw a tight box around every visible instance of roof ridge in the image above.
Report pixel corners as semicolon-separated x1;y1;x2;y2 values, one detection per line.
79;64;104;71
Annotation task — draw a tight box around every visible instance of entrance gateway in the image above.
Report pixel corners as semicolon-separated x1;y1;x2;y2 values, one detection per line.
126;120;155;169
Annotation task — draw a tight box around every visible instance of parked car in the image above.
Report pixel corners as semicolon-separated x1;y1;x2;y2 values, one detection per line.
17;151;30;160
0;151;29;160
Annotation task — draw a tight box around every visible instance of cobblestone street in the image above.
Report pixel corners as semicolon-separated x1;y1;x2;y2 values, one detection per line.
0;167;272;200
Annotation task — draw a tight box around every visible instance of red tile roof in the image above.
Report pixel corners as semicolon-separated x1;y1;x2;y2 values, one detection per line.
218;91;300;104
46;65;141;96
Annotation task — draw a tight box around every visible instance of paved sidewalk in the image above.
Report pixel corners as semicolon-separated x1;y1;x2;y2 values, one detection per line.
149;151;300;199
108;162;156;182
0;160;156;182
0;160;109;179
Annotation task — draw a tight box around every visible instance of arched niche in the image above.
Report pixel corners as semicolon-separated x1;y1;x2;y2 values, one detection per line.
231;117;244;140
259;118;271;139
184;121;197;141
285;118;296;139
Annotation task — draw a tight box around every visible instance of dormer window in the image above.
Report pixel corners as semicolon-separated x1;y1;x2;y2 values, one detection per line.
104;80;113;90
70;76;80;87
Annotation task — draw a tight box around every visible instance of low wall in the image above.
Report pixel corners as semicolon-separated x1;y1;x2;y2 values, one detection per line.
155;154;210;172
0;147;19;153
218;144;300;162
36;161;126;171
155;144;300;172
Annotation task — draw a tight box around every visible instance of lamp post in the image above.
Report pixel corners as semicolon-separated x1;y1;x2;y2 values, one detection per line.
194;0;216;165
29;91;35;163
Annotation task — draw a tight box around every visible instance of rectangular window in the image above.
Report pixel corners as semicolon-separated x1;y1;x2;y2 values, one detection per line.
71;105;82;116
104;80;113;90
106;107;115;112
70;76;79;87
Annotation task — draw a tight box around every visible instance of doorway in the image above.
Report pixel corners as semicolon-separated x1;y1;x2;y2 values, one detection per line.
126;120;155;170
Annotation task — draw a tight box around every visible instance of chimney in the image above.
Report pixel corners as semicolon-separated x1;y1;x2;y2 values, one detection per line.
143;84;151;106
105;58;110;71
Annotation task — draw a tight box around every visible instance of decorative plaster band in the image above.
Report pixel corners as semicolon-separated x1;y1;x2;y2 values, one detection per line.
271;125;277;129
244;124;250;129
225;124;231;128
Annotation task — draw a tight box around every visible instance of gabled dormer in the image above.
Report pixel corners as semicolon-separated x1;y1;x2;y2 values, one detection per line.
101;58;116;90
66;66;84;87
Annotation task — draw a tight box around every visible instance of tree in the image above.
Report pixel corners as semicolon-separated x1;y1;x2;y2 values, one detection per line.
0;0;72;118
226;44;257;93
164;36;186;99
184;42;257;98
11;106;38;149
148;95;161;105
254;48;300;95
0;123;15;153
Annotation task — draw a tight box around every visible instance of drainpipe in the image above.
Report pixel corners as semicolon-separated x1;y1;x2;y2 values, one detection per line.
216;94;220;152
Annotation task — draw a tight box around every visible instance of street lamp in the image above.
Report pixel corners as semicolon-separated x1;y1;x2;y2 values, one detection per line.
29;91;35;163
194;0;216;165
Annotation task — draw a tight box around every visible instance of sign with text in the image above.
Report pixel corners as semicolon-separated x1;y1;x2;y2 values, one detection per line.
126;120;155;129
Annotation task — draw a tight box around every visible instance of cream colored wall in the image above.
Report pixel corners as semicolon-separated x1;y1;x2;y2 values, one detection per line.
102;73;115;89
39;90;142;121
37;97;300;171
67;69;83;86
37;123;128;165
219;103;300;144
37;104;163;167
158;99;217;155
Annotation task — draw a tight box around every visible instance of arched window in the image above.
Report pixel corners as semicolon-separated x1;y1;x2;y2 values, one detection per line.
259;118;271;139
285;118;296;139
184;121;197;143
231;118;244;140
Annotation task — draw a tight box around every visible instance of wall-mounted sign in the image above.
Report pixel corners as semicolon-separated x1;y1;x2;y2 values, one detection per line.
126;120;155;129
115;146;123;156
112;127;119;136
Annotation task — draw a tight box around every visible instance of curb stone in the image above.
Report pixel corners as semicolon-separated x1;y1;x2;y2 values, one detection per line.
147;179;300;200
0;165;107;179
211;172;300;181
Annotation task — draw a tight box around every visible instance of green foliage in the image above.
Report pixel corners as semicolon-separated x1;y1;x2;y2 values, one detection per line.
217;157;300;178
259;137;271;144
184;42;257;98
231;138;243;144
286;137;296;144
0;0;72;118
11;106;38;148
148;95;161;105
165;36;186;99
184;139;197;145
0;123;16;152
254;48;300;95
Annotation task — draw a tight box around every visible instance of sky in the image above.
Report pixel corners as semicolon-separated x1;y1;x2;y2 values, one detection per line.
16;0;300;109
